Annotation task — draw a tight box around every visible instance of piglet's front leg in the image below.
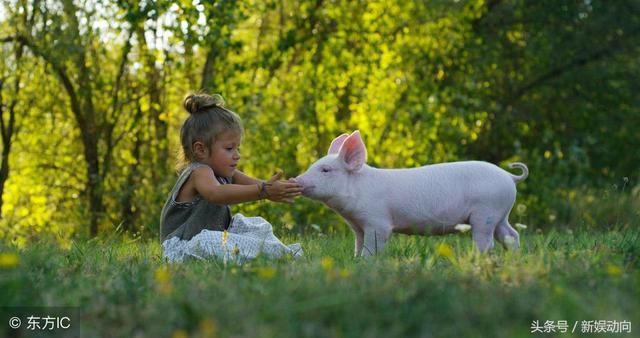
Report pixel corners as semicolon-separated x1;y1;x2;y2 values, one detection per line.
361;225;392;257
346;220;364;257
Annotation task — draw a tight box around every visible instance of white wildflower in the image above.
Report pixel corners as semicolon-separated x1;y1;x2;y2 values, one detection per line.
454;224;472;233
514;223;528;230
504;235;516;246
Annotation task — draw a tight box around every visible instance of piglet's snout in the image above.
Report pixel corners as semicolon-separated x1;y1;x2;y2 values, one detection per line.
295;176;316;195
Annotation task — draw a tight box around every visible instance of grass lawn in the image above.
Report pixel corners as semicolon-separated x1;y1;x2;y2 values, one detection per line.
1;226;638;338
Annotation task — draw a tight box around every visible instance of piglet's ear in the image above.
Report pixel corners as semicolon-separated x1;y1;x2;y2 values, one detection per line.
328;133;349;155
339;130;367;171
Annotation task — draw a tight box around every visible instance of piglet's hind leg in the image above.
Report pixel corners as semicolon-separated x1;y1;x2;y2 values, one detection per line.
494;220;520;250
470;211;498;252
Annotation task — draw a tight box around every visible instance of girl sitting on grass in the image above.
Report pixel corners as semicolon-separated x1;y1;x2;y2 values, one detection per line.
160;93;304;263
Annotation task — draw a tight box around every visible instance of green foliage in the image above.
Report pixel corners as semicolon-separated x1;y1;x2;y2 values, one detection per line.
0;0;638;243
0;227;638;337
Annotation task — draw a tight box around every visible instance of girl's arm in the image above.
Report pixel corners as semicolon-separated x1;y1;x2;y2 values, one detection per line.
233;169;302;203
231;170;263;185
193;166;302;204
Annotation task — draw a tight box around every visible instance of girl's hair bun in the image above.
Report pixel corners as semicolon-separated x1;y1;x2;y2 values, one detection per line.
183;93;225;115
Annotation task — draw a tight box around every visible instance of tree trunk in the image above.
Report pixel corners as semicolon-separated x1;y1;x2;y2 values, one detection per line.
200;47;218;91
0;43;23;217
120;135;141;233
136;26;168;181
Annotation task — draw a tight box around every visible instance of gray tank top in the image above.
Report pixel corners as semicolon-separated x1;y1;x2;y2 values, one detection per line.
160;162;232;242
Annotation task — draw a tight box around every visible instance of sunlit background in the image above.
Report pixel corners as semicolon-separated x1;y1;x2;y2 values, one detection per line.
0;0;638;246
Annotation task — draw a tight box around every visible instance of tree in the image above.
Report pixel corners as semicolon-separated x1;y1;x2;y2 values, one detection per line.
0;40;25;216
3;0;142;235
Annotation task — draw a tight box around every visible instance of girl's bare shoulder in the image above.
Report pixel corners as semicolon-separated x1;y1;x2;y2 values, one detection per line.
176;165;214;202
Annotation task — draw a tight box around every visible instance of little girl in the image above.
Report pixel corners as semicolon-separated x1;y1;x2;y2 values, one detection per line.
160;93;303;262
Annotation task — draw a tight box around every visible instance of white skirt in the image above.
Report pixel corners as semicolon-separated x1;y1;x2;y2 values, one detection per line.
162;214;303;263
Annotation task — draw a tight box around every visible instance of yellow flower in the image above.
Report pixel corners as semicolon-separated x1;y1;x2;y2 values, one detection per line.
154;266;173;295
320;257;334;270
338;268;351;278
171;329;188;338
435;243;454;260
606;264;623;278
325;267;352;282
0;252;19;268
256;266;276;280
198;318;217;337
155;266;171;283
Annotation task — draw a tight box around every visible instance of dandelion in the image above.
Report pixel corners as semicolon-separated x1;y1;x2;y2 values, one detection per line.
454;224;472;233
171;329;188;338
0;252;19;268
256;266;276;280
319;257;350;282
199;318;217;337
516;204;527;215
320;257;334;270
338;268;351;278
154;266;173;295
514;223;528;230
155;266;171;283
326;268;351;282
435;243;454;261
606;264;623;278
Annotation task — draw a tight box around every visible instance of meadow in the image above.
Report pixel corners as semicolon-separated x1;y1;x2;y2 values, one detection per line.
1;1;639;337
1;225;638;338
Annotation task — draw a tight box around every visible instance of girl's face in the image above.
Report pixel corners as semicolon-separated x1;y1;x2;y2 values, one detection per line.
205;131;242;178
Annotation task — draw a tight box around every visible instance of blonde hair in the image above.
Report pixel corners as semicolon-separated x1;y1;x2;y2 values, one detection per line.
178;93;243;169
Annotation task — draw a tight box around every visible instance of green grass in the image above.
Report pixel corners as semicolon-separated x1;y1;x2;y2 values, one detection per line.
1;227;639;338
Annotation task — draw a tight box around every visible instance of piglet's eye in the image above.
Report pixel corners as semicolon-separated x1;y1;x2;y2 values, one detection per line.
321;167;331;173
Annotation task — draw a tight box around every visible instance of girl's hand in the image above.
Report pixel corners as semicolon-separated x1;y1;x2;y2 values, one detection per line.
264;171;304;203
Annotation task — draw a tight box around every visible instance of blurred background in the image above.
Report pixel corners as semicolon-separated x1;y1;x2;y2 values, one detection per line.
0;0;638;246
